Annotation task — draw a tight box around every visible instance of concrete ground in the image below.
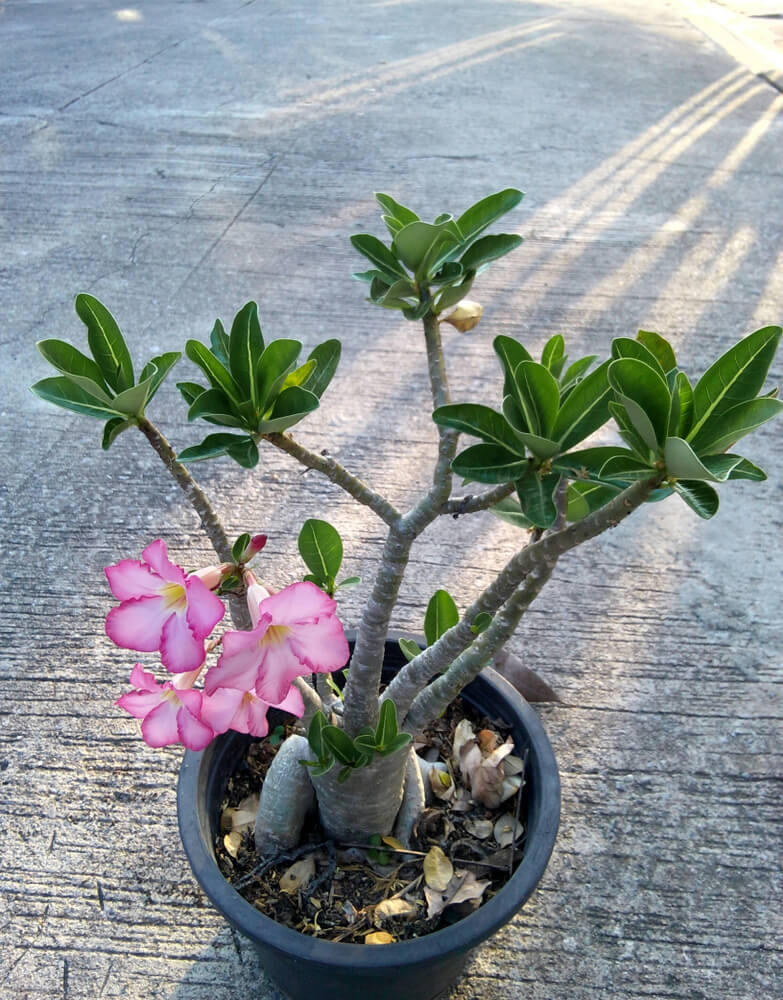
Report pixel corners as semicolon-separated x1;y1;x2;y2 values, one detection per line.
1;1;781;998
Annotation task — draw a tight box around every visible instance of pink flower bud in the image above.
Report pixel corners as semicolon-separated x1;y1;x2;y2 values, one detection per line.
191;563;230;591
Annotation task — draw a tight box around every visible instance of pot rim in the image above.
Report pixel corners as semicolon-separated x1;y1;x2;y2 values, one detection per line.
178;661;560;969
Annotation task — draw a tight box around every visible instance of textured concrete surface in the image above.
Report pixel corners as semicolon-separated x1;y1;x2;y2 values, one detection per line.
1;1;782;998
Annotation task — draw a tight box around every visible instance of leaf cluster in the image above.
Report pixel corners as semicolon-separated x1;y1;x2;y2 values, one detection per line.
438;327;782;525
176;302;341;468
297;519;360;597
31;294;181;449
397;589;492;665
351;189;524;319
300;700;411;783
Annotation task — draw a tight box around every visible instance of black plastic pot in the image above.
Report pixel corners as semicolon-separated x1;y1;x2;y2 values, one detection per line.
178;637;560;1000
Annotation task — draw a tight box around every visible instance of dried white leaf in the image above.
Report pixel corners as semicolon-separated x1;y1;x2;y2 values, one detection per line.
279;855;316;894
483;739;515;769
428;767;455;802
494;814;524;847
464;817;494;839
422;845;453;891
223;831;243;858
452;719;476;768
374;898;418;925
499;775;522;804
365;931;395;945
502;754;525;776
424;869;491;918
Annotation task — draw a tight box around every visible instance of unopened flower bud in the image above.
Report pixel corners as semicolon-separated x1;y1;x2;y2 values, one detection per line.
245;534;268;560
443;299;483;332
191;563;231;591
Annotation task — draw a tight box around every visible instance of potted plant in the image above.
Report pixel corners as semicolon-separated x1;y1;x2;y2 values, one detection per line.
31;188;781;1000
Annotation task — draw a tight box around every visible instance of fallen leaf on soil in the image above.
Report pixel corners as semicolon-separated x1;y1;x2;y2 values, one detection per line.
428;767;455;802
494;814;524;847
503;754;525;776
424;869;491;918
452;719;476;768
342;900;359;924
464;818;494;839
365;930;395;945
279;855;316;894
423;845;454;891
382;835;406;852
374;898;419;924
223;831;243;859
477;729;500;753
220;793;260;833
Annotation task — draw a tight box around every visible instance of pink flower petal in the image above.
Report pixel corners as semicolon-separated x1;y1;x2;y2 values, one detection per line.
258;581;337;626
176;687;203;716
105;559;162;601
200;688;245;734
203;617;271;695
106;597;172;652
246;583;271;627
159;611;206;673
142;539;186;585
241;696;270;738
273;684;305;717
176;705;214;750
116;688;163;719
128;663;158;691
184;576;225;639
287;615;350;674
141;699;180;747
254;640;313;706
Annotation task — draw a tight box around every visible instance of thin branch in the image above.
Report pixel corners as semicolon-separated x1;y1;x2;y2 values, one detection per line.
440;482;517;517
293;677;323;728
263;433;401;527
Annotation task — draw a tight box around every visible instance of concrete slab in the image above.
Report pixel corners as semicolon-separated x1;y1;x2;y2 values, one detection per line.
1;1;781;998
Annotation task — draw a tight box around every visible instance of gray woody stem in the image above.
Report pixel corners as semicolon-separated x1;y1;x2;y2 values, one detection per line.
341;307;457;735
441;482;516;517
388;475;663;724
264;432;401;527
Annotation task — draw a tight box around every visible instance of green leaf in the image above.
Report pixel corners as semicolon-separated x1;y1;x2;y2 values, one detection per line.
226;436;259;468
188;388;245;427
490;496;535;530
673;371;694;438
551;360;611;451
502;417;560;461
470;612;493;635
689;326;782;441
608;358;671;449
209;318;232;368
673;480;719;519
376;699;399;749
232;533;252;562
636;330;677;373
256;339;302;415
31;376;124;420
456;188;524;245
177;433;252;463
280;359;317;392
229;302;265;407
375;193;419;227
398;637;422;662
611;337;667;378
393;220;458;274
369;275;391;304
424;589;459;646
515;469;561;529
307;712;329;760
336;576;361;591
37;339;112;400
432;403;521;451
541;334;566;378
433;274;475;314
452;443;530;483
566;481;620;521
350;234;408;280
185;339;243;404
512;361;560;438
553;446;640;483
664;437;719;481
257;386;320;434
381;214;403;238
304;339;341;399
74;293;134;392
460;233;523;272
702;454;766;481
598;453;658;481
176;381;206;406
298;519;343;581
377;732;412;756
608;400;653;461
560;355;597;395
417;229;462;283
139;352;181;406
102;416;134;450
110;372;157;416
494;336;533;396
323;725;360;766
308;759;335;778
688;397;783;456
381;277;418;305
352;269;389;285
431;261;463;286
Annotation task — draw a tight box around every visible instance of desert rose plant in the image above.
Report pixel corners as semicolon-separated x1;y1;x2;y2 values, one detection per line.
32;188;782;853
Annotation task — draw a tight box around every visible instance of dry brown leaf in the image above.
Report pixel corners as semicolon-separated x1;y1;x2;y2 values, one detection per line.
494;814;524;847
342;900;359;924
428;768;454;802
424;869;491;918
223;831;243;859
464;817;494;839
220;793;259;833
381;835;406;852
470;758;505;808
374;898;418;925
477;729;500;753
365;931;395;945
452;719;476;768
422;845;453;891
279;855;315;894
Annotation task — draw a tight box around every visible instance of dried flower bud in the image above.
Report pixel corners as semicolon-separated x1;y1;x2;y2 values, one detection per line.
443;300;483;332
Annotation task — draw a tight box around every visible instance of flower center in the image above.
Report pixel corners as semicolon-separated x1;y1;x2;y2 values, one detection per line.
159;583;187;612
260;624;291;647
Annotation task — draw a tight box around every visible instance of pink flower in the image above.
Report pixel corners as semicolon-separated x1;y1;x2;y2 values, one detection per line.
204;581;349;705
116;664;214;750
201;684;304;739
105;540;225;673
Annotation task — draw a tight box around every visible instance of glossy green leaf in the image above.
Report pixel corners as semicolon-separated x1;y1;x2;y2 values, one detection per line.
185;339;243;404
664;437;719;481
280;359;317;392
336;575;361;590
381;277;418;303
232;533;252;563
31;376;124;420
424;589;459;646
541;334;566;377
139;352;181;406
452;443;530;483
226;436;259;468
560;355;597;395
636;329;677;373
37;339;112;400
304;339;341;399
673;371;694;438
688;396;783;456
700;454;766;481
375;193;419;227
323;726;358;766
490;496;535;530
417;230;461;282
188;388;245;427
611;337;666;378
381;214;403;237
689;326;782;441
402;301;432;322
369;275;391;303
433;273;475;314
608;401;652;461
298;519;343;581
229;302;264;407
432;403;521;451
393;220;458;273
599;453;658;480
257;385;320;434
470;612;493;635
553;446;638;482
512;361;560;438
102;416;134;450
74;293;134;392
307;712;329;760
110;372;156;416
494;336;533;397
515;469;561;528
376;698;399;749
502;418;560;461
431;261;463;286
176;381;206;406
551;360;611;451
377;732;412;756
398;638;422;662
353;268;390;285
256;339;302;414
673;480;719;519
460;233;523;272
350;233;408;280
456;188;524;245
177;433;250;463
209;319;231;367
608;358;671;448
566;481;620;521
